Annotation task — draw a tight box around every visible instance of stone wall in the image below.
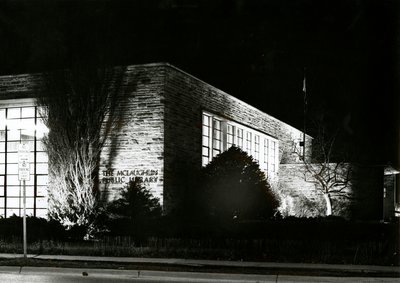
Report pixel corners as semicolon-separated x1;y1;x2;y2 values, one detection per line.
0;73;42;99
99;64;166;203
278;163;384;220
277;163;356;218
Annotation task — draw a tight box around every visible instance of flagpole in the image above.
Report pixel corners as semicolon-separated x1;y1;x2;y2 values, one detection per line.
303;68;307;160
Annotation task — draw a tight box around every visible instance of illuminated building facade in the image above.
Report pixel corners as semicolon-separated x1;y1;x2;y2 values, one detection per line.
0;63;314;217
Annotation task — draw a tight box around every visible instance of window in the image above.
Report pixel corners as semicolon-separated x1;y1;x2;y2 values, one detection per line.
212;118;222;157
202;114;211;166
0;106;48;218
202;112;278;173
270;140;276;172
254;135;260;160
237;128;243;149
246;132;252;153
227;124;235;149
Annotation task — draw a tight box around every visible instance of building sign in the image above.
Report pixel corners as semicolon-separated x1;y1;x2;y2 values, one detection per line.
100;169;159;184
18;143;30;181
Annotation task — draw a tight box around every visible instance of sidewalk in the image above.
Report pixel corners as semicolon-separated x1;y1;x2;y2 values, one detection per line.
1;253;399;277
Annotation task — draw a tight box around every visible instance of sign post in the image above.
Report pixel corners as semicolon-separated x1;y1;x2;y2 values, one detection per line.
18;143;30;260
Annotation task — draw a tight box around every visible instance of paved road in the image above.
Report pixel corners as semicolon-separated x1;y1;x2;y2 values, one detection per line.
1;253;399;274
0;266;399;283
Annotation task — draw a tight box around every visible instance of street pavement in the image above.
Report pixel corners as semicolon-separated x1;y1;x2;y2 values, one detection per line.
0;253;399;282
1;253;399;273
0;266;399;282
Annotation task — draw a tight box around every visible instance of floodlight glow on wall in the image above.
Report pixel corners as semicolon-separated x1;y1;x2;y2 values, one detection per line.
2;118;49;139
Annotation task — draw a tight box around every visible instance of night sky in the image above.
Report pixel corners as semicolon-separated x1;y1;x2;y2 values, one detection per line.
0;0;398;166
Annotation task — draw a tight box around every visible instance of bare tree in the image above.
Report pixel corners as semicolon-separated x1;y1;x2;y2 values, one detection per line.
37;65;125;231
296;120;352;216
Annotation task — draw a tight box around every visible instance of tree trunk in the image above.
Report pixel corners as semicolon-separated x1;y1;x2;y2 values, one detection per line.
323;193;332;216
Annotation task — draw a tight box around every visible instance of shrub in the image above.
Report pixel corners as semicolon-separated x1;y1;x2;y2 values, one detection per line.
0;215;67;242
105;180;162;237
199;146;279;221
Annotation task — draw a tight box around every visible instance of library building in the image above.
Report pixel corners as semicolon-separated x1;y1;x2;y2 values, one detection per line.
0;63;393;220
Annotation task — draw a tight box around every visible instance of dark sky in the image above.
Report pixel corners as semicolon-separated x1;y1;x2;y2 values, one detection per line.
0;0;398;166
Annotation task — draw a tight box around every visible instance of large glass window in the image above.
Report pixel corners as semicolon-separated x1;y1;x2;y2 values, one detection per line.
237;128;243;149
254;135;260;161
202;114;211;166
201;112;278;174
0;106;48;218
212;118;222;157
270;140;276;172
246;132;252;153
227;124;235;149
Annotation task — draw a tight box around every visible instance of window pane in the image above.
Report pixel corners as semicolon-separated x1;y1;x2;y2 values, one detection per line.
7;108;20;119
37;152;48;163
227;135;233;144
36;141;46;151
7;197;21;208
246;132;252;152
36;209;47;218
202;136;209;146
7;208;20;217
36;163;48;174
0;131;5;141
203;114;210;126
26;186;35;197
264;139;269;163
7;187;20;197
0;110;5;129
7;152;17;163
25;197;34;208
212;149;220;157
6;119;22;130
0;197;4;207
7;130;20;141
0;186;4;196
202;125;210;137
36;197;47;209
37;175;48;186
213;139;220;149
37;186;48;197
20;119;35;130
0;164;4;174
213;119;220;130
214;130;220;140
0;142;5;152
7;141;19;152
7;163;18;174
21;129;35;140
202;147;209;157
0;153;4;163
7;173;21;185
21;107;35;118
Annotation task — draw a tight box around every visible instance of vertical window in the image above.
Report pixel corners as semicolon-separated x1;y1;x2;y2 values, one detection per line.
212;118;222;157
254;135;260;161
227;124;235;149
237;128;243;149
246;132;252;153
270;140;276;172
263;138;268;164
202;114;211;166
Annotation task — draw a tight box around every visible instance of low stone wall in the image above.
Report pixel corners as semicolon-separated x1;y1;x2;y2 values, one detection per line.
277;163;353;218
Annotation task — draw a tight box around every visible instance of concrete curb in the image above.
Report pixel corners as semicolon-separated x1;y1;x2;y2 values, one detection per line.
1;253;399;277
